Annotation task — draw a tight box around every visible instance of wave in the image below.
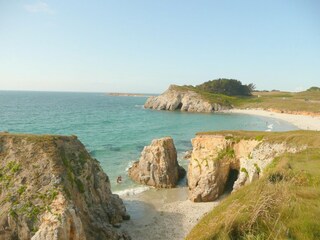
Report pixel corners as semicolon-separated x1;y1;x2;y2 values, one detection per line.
134;105;144;109
125;160;137;171
114;186;150;197
267;124;273;129
265;123;273;132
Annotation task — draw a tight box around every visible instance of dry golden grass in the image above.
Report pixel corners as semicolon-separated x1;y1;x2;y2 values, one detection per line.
186;131;320;240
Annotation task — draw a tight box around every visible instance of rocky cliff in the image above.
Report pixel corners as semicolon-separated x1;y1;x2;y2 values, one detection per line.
144;85;231;112
128;137;185;188
188;133;302;202
0;133;130;240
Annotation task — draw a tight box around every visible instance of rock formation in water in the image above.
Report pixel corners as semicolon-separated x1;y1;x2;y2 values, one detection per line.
0;133;130;240
128;137;186;188
144;85;231;112
188;134;301;202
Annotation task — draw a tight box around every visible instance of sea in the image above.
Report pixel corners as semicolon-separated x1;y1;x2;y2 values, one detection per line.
0;91;298;194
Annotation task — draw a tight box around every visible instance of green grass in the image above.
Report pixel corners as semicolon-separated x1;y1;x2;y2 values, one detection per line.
241;168;249;177
171;85;234;107
75;178;85;193
215;146;235;162
171;85;320;114
186;131;320;240
234;91;320;113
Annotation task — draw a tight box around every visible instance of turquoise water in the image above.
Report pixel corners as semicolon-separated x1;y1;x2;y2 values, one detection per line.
0;91;298;192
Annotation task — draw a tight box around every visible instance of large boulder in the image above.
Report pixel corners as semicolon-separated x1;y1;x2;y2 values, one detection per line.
128;137;186;188
0;133;130;240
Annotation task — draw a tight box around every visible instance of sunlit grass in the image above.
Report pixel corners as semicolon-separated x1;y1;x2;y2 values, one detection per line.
186;131;320;240
172;85;320;113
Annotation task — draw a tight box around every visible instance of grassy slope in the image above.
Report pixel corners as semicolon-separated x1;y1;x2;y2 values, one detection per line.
171;85;234;106
173;85;320;114
186;130;320;240
233;91;320;113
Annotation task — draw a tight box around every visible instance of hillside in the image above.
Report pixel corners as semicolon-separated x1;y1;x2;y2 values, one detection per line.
186;130;320;240
0;133;130;240
234;90;320;114
144;85;232;112
145;83;320;115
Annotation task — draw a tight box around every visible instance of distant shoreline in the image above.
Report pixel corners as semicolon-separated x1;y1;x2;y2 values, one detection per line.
107;92;154;97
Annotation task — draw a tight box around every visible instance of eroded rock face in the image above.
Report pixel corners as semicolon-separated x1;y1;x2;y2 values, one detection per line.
144;85;230;112
128;137;186;188
188;134;300;202
0;133;130;240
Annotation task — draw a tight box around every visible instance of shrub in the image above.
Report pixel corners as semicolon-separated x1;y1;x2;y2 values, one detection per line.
268;172;284;183
241;167;249;177
196;78;255;96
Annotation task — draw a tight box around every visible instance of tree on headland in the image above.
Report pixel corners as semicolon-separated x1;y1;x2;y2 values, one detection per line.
196;78;255;96
307;86;320;92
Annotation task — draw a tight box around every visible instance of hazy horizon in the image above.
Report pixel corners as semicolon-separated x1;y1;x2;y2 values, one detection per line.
1;1;319;93
0;83;318;95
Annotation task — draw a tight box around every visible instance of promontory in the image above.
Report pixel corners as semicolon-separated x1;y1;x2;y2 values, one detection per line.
0;133;130;240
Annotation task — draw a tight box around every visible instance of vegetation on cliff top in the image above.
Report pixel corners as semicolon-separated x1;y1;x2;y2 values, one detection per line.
186;130;320;240
197;79;255;96
171;81;320;114
307;86;320;92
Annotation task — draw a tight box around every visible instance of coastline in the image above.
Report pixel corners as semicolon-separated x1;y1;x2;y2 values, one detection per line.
118;108;319;240
223;109;320;131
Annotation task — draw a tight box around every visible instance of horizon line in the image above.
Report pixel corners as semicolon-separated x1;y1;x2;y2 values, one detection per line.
0;89;160;95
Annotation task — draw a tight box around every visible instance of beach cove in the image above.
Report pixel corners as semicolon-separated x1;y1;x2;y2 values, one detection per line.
119;108;320;240
1;91;317;239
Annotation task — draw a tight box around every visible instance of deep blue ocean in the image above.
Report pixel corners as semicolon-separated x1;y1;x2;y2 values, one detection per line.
0;91;298;193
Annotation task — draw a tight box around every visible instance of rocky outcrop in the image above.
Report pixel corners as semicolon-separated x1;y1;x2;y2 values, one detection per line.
188;134;302;202
144;85;231;112
128;137;186;188
0;133;130;240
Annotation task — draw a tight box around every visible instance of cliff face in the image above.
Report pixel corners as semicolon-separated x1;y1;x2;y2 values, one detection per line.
128;137;185;188
188;134;302;202
0;133;130;240
144;85;230;112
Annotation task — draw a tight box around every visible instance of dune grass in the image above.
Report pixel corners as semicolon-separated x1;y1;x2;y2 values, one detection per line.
186;130;320;240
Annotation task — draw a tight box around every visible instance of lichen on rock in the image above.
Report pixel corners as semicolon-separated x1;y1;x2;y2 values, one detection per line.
0;133;130;240
128;137;186;188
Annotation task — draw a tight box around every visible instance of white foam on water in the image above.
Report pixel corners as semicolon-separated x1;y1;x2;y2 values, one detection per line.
265;123;274;132
134;105;144;109
125;160;137;172
114;186;150;197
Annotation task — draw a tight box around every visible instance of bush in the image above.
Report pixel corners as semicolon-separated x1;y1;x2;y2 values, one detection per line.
307;86;320;92
196;78;255;96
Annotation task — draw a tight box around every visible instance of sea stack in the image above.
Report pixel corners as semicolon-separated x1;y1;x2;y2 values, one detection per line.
0;133;130;240
128;137;186;188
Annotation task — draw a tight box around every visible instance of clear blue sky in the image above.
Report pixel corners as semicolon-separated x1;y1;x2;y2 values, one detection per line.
0;1;319;93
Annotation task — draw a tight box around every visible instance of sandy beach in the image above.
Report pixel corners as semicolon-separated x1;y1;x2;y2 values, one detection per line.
225;109;320;131
119;109;320;240
120;187;222;240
